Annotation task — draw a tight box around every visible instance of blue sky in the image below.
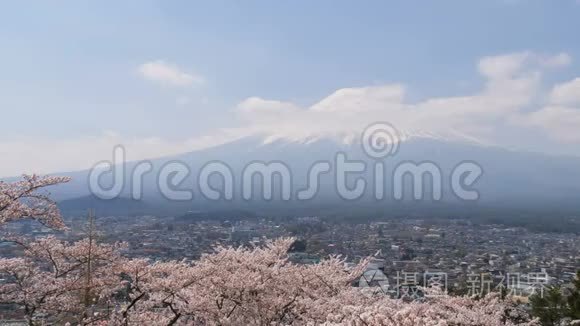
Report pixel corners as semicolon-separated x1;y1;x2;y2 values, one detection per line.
1;0;580;176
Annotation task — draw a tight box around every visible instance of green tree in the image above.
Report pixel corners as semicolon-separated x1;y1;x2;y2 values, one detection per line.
566;271;580;321
530;271;580;325
530;286;566;326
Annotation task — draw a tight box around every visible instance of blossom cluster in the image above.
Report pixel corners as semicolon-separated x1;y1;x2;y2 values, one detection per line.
0;175;70;229
0;174;539;325
0;236;539;326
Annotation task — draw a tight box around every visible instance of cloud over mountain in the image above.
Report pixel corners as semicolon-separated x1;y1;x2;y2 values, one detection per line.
2;51;580;177
137;60;204;87
233;51;578;146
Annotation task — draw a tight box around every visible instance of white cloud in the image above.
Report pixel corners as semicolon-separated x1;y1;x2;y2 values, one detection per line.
3;51;578;177
541;52;572;68
477;52;531;79
477;52;570;79
512;76;580;142
234;51;572;145
137;60;204;87
309;84;406;113
0;131;242;177
519;106;580;142
549;78;580;105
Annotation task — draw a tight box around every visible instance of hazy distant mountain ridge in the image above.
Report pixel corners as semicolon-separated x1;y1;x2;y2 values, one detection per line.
38;134;580;217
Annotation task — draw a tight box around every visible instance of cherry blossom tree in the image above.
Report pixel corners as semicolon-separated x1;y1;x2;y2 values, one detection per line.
0;257;66;325
0;234;127;325
0;179;541;326
0;231;540;326
0;174;70;229
113;238;538;326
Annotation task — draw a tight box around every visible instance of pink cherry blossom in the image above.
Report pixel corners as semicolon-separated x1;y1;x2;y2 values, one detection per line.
0;236;540;325
0;174;540;325
0;174;70;229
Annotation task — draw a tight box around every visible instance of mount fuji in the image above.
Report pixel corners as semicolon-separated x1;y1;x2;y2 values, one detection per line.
36;133;580;219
